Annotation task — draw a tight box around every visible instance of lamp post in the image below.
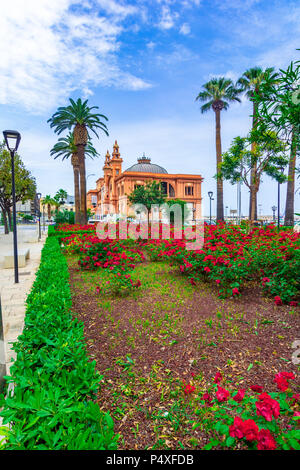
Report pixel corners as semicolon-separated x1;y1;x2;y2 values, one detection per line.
277;167;284;231
42;204;45;232
3;130;21;284
272;206;277;223
208;191;213;225
87;173;96;189
36;192;41;241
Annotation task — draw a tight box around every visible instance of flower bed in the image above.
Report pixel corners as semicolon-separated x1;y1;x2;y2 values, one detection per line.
61;222;300;305
0;237;118;450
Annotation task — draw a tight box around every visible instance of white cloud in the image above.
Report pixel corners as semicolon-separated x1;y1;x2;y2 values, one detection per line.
0;0;151;114
158;5;179;30
179;23;191;35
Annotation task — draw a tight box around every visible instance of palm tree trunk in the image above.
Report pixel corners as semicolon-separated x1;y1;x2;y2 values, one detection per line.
249;102;258;220
215;109;224;221
71;154;80;224
78;145;87;225
47;204;51;221
284;131;297;226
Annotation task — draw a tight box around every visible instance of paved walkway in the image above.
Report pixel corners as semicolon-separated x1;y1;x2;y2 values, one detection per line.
0;227;46;375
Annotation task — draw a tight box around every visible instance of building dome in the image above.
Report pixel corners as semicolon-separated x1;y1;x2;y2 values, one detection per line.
124;155;168;174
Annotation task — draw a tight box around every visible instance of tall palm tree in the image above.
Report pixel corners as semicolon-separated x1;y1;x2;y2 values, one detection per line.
42;195;55;221
48;98;108;224
237;67;278;220
50;133;98;224
196;78;242;221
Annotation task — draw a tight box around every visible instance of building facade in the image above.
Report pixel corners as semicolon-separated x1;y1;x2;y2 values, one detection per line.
87;141;203;220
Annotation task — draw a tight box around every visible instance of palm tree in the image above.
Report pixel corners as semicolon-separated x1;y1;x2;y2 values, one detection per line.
237;67;278;220
48;98;108;224
42;195;55;221
50;134;98;224
196;78;242;221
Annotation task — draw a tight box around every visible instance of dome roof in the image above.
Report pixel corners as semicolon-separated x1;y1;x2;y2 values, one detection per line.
124;155;168;174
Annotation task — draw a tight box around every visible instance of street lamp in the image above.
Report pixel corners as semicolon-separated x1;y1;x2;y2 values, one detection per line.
87;173;96;189
3;130;21;284
272;206;277;223
36;192;41;241
277;167;285;231
208;191;213;225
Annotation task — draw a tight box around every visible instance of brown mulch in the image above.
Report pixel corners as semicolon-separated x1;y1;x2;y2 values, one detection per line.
68;259;300;450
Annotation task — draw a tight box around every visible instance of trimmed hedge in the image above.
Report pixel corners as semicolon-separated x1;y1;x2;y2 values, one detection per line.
0;237;118;450
48;225;93;240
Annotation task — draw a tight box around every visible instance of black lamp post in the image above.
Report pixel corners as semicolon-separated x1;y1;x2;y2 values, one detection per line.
208;191;213;225
3;130;21;284
42;203;45;232
272;206;277;223
36;192;41;241
277;167;284;231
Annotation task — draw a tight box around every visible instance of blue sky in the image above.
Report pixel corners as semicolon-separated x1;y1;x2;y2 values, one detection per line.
0;0;299;216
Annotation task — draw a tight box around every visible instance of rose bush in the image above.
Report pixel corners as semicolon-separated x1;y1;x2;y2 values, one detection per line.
59;222;300;305
190;371;300;450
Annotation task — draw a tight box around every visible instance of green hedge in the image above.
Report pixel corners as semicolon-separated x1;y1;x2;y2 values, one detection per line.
0;237;118;450
47;225;93;239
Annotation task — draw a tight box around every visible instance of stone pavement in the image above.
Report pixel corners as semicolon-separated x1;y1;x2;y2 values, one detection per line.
0;226;46;375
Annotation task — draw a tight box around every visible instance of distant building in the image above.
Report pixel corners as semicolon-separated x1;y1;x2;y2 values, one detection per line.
87;141;203;220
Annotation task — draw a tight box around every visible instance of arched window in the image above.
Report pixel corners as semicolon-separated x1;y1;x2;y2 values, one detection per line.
169;183;175;197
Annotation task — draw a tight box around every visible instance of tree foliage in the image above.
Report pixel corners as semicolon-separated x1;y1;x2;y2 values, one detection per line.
0;142;36;217
219;129;288;221
252;59;300;146
128;181;166;222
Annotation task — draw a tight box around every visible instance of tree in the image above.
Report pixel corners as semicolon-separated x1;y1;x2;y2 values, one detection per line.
165;199;190;224
195;78;242;222
0;143;36;234
128;181;166;225
50;133;98;224
48;98;108;224
252;58;300;225
219;129;288;221
42;195;56;221
54;188;68;205
237;67;279;219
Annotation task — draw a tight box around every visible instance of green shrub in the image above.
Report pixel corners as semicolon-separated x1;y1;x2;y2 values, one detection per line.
0;237;118;450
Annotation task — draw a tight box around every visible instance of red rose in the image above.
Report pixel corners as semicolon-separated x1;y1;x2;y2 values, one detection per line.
256;394;280;421
216;386;230;402
214;372;222;384
257;429;277;450
233;389;245;403
184;384;196;395
232;287;240;296
274;295;282;306
229;417;244;439
202;392;213;406
243;419;259;442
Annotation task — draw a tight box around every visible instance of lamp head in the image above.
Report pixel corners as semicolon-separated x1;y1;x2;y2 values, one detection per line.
208;191;213;199
3;130;21;152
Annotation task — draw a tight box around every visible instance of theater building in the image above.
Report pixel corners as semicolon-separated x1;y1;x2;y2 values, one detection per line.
87;141;203;220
